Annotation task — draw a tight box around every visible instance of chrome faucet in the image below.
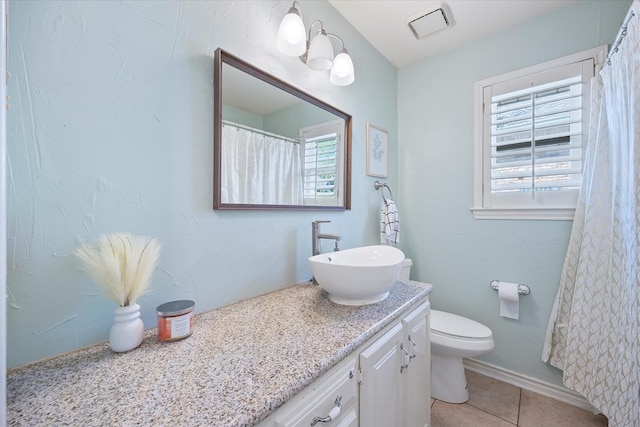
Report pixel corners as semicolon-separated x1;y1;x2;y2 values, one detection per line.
312;220;341;256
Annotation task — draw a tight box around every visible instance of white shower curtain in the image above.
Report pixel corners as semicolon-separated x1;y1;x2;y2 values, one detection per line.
221;125;303;205
542;3;640;426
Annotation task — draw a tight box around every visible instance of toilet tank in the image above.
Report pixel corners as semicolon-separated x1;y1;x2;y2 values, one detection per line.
400;258;412;281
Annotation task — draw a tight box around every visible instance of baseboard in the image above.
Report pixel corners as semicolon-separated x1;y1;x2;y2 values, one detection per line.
463;359;598;413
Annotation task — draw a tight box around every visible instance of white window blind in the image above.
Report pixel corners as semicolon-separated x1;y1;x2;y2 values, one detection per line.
490;75;584;194
304;133;337;199
472;46;606;220
300;120;344;206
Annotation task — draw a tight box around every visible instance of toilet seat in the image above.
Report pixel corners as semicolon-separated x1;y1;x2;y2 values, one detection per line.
430;310;492;340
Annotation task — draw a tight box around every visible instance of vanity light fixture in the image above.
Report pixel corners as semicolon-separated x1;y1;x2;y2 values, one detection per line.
276;0;355;86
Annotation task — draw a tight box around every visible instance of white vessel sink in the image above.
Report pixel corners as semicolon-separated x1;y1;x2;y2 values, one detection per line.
309;245;405;305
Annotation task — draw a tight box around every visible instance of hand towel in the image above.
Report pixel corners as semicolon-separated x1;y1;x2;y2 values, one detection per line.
380;199;400;246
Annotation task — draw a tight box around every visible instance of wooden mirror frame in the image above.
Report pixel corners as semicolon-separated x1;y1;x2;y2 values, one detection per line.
213;48;352;210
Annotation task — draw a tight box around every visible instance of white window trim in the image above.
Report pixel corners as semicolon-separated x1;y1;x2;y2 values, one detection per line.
471;45;607;220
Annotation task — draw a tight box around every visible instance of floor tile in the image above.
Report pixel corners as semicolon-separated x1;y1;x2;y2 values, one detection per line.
465;369;521;424
518;389;608;427
431;400;516;427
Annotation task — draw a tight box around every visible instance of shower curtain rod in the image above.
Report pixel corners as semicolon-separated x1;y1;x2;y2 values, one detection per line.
606;5;636;64
222;120;299;144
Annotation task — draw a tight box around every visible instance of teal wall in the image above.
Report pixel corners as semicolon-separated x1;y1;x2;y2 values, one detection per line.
222;104;264;130
398;0;630;388
265;102;337;139
6;0;397;368
223;100;336;139
6;0;631;393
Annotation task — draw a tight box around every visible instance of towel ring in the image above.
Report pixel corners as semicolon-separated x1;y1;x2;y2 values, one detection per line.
374;181;393;201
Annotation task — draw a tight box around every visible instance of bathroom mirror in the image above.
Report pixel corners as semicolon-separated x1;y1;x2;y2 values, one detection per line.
214;48;352;210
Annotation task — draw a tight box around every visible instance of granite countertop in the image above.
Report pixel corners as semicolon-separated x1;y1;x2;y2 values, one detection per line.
7;280;431;427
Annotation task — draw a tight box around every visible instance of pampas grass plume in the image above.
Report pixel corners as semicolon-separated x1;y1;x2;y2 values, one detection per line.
74;233;161;307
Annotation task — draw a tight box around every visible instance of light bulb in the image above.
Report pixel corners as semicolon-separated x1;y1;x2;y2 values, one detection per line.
330;49;354;86
276;8;306;57
307;30;334;71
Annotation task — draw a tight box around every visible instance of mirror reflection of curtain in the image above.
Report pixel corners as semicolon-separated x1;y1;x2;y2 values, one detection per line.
221;125;303;205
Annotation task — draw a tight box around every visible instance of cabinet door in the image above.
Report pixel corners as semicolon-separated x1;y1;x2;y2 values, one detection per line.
359;322;404;427
402;301;431;427
273;357;358;427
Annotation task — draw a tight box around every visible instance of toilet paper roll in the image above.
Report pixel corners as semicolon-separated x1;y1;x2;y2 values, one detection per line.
498;281;520;320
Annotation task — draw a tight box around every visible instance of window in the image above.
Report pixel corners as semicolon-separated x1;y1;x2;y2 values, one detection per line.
300;119;344;207
472;46;607;220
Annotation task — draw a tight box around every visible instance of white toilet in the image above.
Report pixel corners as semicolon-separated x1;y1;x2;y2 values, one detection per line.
401;259;495;403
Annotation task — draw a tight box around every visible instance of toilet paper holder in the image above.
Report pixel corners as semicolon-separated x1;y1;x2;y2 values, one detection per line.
490;280;530;295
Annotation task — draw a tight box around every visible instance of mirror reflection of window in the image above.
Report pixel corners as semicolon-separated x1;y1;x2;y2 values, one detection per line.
301;120;344;207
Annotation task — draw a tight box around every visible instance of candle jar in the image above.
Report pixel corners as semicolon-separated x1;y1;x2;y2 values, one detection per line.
157;300;195;342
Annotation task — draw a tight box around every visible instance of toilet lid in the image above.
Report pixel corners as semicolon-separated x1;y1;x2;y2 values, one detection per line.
431;310;492;339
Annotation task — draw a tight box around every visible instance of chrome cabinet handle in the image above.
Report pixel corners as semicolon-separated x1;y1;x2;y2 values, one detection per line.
408;335;416;360
311;395;342;426
400;344;409;373
401;343;410;357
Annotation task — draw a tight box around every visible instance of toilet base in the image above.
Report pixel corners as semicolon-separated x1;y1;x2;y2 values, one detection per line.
431;354;469;403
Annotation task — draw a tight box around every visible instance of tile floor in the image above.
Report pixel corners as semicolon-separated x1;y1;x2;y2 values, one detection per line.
431;370;609;427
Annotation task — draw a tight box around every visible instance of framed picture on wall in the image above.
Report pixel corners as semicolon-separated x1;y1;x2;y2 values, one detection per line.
366;123;389;178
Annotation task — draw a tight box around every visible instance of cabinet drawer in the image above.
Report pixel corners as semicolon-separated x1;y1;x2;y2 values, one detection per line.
274;357;358;427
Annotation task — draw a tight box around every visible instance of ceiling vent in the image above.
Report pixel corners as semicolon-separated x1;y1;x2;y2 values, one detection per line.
408;5;451;39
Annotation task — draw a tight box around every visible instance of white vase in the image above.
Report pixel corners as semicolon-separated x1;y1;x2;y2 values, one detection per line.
109;303;144;352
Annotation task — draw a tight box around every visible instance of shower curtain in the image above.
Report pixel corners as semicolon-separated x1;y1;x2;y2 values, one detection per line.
221;125;303;205
542;3;639;426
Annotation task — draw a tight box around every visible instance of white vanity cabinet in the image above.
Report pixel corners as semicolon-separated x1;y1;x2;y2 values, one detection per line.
257;298;430;427
359;322;405;426
402;301;431;427
271;355;359;427
359;300;431;427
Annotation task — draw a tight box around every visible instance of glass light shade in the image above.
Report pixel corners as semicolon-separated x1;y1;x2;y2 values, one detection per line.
276;9;307;57
306;30;334;71
330;49;355;86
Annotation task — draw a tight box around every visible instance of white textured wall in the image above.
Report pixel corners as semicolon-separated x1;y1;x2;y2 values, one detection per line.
398;0;629;387
7;0;397;368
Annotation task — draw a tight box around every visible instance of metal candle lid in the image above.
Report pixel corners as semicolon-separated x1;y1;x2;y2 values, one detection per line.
156;300;195;316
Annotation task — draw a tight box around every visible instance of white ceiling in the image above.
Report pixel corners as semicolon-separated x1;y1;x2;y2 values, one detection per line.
328;0;578;68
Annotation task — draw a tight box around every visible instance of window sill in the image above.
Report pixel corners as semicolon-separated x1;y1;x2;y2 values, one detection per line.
470;207;575;221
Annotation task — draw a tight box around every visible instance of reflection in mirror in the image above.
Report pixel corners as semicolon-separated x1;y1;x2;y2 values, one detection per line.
214;48;352;210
